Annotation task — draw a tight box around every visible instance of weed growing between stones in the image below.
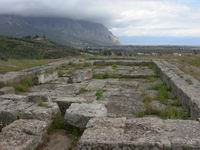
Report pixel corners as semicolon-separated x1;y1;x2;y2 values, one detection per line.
48;114;65;134
46;114;81;150
93;72;120;79
137;86;190;119
79;87;90;94
112;64;118;71
58;70;67;77
151;83;170;103
93;73;156;79
137;98;189;119
149;64;160;77
37;98;49;108
14;77;33;93
95;89;104;100
145;76;158;82
60;62;92;71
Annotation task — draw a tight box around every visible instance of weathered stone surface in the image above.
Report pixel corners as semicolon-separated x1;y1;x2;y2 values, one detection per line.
0;94;28;101
27;92;50;103
64;103;107;129
0;94;59;129
70;69;93;83
86;79;106;91
30;83;80;100
0;72;22;88
0;87;15;95
0;59;74;88
93;65;155;78
154;60;200;119
36;71;58;84
0;119;48;150
56;97;89;114
78;117;200;149
93;60;153;66
101;80;145;117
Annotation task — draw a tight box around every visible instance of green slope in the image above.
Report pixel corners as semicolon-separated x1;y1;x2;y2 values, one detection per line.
0;36;80;59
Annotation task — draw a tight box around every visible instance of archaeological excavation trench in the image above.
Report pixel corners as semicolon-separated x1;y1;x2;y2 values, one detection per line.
0;58;200;149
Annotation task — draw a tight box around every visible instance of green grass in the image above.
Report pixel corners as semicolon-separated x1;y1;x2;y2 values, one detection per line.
47;114;65;134
79;87;90;94
137;89;190;119
145;76;158;82
112;64;118;70
95;89;104;100
151;83;170;103
93;73;111;79
14;77;33;93
37;98;49;108
159;106;189;119
137;105;189;119
93;72;158;80
0;59;54;73
61;62;92;70
149;64;160;77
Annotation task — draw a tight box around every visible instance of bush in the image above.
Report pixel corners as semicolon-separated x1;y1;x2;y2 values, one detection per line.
95;89;104;100
14;77;33;92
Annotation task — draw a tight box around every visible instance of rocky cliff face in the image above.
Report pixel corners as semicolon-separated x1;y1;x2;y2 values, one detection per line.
0;15;120;47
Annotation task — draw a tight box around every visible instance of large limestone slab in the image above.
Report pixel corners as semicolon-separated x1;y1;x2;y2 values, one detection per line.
55;97;89;114
70;69;92;83
36;71;58;84
64;103;107;129
86;79;106;91
0;119;48;150
78;117;200;149
0;94;59;129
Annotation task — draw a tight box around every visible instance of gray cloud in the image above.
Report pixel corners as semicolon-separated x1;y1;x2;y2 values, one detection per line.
0;0;200;37
0;0;115;25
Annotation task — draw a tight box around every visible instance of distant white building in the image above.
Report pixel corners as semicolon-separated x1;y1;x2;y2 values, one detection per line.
173;53;182;56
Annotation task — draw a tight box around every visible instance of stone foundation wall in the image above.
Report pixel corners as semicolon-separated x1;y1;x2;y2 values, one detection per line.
154;60;200;119
0;59;75;88
93;60;154;66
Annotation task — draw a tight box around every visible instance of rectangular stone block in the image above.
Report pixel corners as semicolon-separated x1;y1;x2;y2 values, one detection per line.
78;117;200;149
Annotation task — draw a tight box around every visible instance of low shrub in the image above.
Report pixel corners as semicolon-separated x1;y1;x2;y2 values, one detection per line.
14;77;33;92
95;89;104;100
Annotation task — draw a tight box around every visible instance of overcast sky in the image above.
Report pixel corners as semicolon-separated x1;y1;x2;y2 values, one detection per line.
0;0;200;45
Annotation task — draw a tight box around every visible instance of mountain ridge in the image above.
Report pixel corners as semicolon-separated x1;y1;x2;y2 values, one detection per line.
0;15;120;47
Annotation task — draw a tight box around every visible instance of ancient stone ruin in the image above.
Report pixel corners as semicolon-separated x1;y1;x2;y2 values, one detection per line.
0;58;200;149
